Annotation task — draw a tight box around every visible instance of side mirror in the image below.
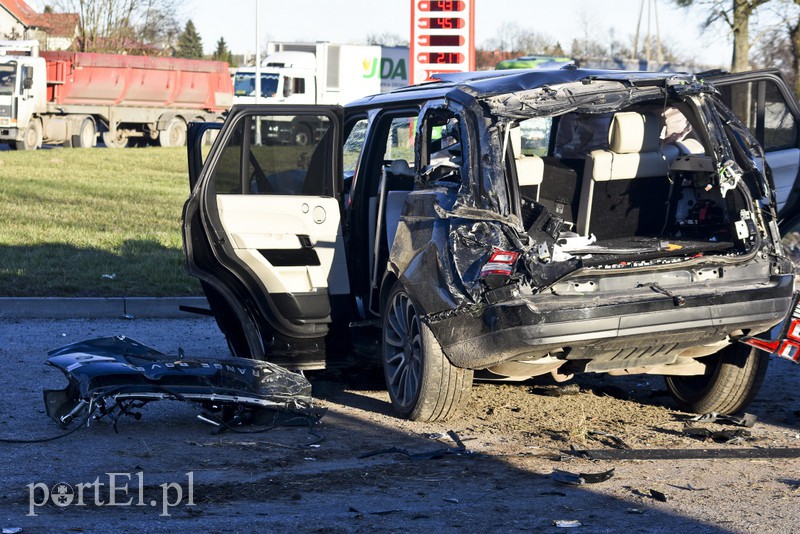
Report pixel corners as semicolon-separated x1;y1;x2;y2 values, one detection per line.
22;66;33;90
283;78;293;98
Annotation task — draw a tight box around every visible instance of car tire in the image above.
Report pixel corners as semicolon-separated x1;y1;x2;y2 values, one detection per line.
381;281;473;421
665;343;769;414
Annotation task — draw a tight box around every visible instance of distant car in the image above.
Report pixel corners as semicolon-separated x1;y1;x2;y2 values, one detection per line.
495;55;576;70
183;67;800;421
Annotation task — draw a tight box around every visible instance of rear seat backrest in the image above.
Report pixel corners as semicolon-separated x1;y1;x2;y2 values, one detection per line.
509;126;544;189
577;111;679;236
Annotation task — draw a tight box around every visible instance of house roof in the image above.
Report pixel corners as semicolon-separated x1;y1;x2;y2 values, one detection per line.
36;12;78;38
0;0;39;27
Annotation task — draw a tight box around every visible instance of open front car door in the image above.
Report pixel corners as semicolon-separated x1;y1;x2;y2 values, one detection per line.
183;106;347;369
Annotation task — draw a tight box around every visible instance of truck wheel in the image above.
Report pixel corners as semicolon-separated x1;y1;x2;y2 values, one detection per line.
15;119;41;150
292;123;312;146
665;343;769;414
381;281;473;421
159;117;187;147
72;118;96;148
102;131;130;148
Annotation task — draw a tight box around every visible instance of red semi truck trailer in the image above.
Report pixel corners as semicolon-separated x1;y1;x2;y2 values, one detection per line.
0;41;233;149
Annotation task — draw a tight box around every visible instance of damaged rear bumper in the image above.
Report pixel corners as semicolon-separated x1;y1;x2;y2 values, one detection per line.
429;274;794;370
44;336;316;426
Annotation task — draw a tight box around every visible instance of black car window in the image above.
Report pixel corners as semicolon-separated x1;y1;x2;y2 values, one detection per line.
210;112;334;196
719;79;799;151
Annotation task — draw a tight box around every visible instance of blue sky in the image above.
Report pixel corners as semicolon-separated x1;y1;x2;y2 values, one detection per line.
181;0;733;67
29;0;735;67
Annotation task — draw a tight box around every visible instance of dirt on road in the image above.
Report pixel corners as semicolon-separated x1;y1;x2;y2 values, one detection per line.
1;317;799;533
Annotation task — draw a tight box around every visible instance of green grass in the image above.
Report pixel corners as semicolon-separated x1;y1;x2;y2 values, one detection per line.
0;147;203;297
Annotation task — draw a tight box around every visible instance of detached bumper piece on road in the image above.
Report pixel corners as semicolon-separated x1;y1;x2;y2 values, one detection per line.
43;336;323;430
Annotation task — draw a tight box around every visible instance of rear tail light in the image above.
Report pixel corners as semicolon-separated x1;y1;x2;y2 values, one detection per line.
743;292;800;363
480;250;520;277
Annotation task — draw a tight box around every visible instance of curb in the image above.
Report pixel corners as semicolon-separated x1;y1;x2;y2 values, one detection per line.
0;297;210;319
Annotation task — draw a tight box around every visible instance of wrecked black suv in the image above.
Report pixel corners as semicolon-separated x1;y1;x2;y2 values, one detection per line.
183;68;800;421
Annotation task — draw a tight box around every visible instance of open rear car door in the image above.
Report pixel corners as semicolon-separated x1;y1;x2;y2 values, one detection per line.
708;69;800;233
183;106;347;369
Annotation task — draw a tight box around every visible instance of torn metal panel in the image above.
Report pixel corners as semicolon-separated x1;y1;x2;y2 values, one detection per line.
44;336;316;426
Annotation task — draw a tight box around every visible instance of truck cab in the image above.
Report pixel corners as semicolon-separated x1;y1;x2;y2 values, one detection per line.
233;52;316;106
0;40;47;150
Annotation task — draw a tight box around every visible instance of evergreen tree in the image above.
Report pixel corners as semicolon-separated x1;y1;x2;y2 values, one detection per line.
176;20;203;59
212;37;235;66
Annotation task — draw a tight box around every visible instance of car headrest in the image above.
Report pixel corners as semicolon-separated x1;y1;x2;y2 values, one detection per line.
388;159;413;176
608;111;661;154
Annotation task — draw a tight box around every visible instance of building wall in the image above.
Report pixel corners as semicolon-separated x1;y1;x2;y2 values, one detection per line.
0;7;26;39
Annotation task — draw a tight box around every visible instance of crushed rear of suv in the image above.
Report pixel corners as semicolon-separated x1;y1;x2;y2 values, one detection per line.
183;68;800;421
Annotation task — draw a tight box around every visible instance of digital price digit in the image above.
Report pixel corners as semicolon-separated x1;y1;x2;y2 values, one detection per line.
417;17;464;29
417;1;465;12
417;52;465;64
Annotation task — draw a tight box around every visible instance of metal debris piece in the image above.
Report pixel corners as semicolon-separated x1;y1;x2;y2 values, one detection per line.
359;430;469;461
552;468;615;485
683;427;751;443
576;448;800;460
685;412;757;428
444;498;459;504
626;508;645;514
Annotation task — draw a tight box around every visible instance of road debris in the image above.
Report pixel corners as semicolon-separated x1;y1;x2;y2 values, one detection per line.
587;430;630;449
43;336;322;432
552;468;615;485
683;427;752;444
575;448;800;460
359;430;470;461
553;519;582;528
683;412;758;427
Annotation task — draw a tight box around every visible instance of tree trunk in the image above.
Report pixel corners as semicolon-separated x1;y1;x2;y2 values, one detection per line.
731;0;752;72
792;14;800;97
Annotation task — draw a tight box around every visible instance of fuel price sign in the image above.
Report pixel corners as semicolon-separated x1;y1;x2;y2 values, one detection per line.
410;0;475;84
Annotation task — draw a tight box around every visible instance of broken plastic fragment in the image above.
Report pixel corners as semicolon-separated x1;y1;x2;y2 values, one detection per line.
552;468;615;485
553;519;582;528
649;489;668;502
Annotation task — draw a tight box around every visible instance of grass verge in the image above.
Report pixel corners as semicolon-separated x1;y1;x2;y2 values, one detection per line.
0;147;203;297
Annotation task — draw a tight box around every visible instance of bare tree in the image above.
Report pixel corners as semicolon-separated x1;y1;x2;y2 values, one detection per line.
365;32;409;47
53;0;183;54
673;0;774;72
482;22;563;55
